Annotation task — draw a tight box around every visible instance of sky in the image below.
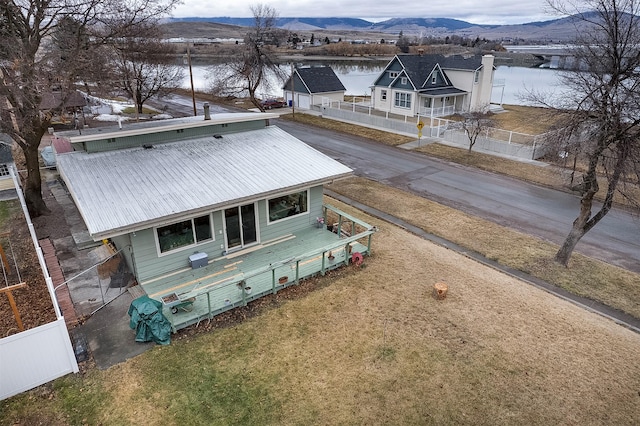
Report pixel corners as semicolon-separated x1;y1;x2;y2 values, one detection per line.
171;0;557;26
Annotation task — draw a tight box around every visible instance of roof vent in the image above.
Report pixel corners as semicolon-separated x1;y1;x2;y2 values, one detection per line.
142;144;153;149
213;134;223;139
203;102;211;120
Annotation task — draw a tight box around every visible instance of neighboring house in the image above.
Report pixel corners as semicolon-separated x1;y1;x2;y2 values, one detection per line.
283;66;346;110
0;134;15;193
40;90;88;126
54;110;375;332
371;54;495;118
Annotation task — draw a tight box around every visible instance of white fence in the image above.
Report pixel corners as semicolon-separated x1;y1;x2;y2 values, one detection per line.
1;168;78;400
317;98;550;160
0;318;79;400
441;128;547;159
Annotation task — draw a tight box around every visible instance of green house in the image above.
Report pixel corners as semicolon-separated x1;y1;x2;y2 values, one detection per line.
54;111;376;331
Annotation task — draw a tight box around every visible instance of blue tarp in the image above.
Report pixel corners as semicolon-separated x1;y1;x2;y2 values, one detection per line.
128;296;172;345
41;146;56;168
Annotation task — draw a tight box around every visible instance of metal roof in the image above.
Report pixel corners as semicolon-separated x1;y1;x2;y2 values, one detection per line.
56;125;353;239
55;112;277;142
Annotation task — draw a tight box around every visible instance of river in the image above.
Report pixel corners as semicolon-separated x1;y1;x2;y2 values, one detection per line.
182;61;566;106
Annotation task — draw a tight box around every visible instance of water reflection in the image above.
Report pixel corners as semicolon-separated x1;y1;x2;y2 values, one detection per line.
183;61;568;106
492;66;568;105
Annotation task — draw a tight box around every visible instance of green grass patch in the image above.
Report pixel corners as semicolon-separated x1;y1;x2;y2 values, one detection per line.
0;199;19;226
121;106;159;115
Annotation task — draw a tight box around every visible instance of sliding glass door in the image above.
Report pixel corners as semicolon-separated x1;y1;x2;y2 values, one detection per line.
224;203;257;250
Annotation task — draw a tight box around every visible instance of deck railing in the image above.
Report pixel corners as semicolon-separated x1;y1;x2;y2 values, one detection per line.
164;204;376;331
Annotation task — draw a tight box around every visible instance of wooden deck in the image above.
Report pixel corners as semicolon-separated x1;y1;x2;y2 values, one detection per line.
139;205;375;332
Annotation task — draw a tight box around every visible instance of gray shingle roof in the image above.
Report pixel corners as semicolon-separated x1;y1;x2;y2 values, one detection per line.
0;134;13;164
284;67;346;93
396;54;483;89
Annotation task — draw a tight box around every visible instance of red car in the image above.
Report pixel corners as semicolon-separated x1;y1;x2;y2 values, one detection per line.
261;99;286;109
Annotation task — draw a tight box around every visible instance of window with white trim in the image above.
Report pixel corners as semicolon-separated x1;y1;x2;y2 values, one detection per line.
156;214;213;254
268;190;308;223
389;71;399;78
381;90;387;101
0;164;9;177
432;75;437;84
394;92;412;109
401;77;407;85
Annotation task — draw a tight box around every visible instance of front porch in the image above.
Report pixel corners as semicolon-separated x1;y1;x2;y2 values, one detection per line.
139;204;376;332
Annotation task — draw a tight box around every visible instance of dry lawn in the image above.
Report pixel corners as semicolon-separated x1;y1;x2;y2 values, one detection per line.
283;113;415;146
327;178;640;319
491;104;565;135
3;198;640;425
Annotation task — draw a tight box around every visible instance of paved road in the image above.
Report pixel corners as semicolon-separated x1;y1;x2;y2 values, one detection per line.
153;94;639;272
275;119;640;273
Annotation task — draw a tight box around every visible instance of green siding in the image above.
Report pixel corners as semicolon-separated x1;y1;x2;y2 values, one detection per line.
79;120;268;153
259;186;323;242
119;186;324;284
130;211;225;283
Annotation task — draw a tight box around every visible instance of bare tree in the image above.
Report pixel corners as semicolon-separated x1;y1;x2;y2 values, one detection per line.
112;27;184;114
49;16;112;97
0;0;179;216
458;111;495;153
208;3;285;111
542;0;640;266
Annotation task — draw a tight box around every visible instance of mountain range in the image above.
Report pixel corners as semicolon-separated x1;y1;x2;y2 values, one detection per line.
167;16;589;41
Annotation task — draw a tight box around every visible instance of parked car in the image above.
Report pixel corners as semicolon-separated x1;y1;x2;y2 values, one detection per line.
261;99;286;109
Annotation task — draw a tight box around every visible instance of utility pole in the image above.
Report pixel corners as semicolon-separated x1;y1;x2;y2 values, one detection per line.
291;63;295;118
187;43;197;116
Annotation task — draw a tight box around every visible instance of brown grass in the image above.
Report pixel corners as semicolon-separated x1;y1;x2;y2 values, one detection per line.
282;113;414;146
491;104;565;135
5;197;640;425
417;143;567;187
327;177;640;319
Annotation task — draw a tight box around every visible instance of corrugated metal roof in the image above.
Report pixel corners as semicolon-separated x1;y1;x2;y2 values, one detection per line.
56;125;352;239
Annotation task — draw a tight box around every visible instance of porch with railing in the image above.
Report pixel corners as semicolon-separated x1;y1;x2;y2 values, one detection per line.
321;97;458;121
418;105;456;117
139;204;376;332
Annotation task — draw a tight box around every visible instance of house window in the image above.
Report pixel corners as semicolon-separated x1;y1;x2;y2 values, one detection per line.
381;90;387;101
389;71;399;78
268;190;308;223
0;164;9;177
394;92;412;109
156;214;213;254
401;77;407;85
432;75;437;84
424;98;432;108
